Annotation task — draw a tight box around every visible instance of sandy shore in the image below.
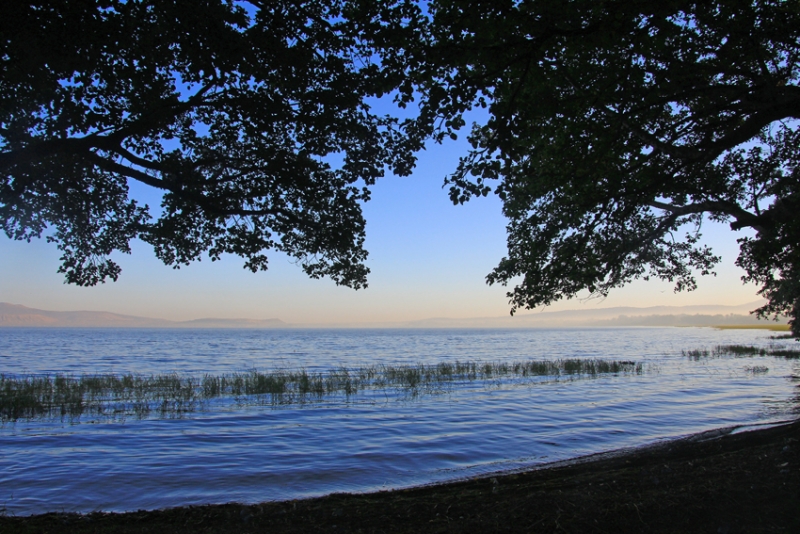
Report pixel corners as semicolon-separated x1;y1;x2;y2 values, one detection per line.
3;419;798;533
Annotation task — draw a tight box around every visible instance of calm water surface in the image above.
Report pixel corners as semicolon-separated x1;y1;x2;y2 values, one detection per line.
0;327;797;515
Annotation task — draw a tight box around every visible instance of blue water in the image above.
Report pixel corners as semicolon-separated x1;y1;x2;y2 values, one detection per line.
0;327;797;515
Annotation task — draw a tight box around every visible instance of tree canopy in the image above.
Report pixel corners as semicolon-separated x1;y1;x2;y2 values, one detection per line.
3;0;800;334
0;0;421;288
414;0;800;333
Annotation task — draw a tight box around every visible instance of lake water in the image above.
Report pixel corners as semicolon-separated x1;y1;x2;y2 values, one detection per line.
0;327;797;515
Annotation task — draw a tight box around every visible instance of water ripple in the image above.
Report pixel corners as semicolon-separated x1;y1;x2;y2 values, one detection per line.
0;327;797;515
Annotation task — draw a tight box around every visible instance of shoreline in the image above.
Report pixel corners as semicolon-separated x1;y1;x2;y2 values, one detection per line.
711;324;791;331
3;418;798;533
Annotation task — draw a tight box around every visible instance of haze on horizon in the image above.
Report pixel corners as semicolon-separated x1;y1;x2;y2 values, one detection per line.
0;136;760;326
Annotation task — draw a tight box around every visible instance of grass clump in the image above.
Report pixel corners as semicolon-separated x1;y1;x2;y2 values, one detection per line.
0;373;198;421
0;358;642;422
683;344;800;360
771;334;796;340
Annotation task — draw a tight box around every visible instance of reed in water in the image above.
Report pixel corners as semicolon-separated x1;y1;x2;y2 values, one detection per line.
682;344;800;360
1;358;643;422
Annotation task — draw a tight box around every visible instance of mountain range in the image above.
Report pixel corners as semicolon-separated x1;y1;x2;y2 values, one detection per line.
0;302;285;328
0;300;784;328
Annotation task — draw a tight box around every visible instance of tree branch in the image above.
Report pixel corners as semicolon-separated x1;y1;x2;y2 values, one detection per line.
613;86;800;165
648;199;767;233
84;151;170;190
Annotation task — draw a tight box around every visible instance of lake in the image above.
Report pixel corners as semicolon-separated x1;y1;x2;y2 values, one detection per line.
0;327;797;515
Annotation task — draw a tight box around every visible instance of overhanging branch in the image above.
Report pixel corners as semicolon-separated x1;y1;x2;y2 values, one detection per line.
649;199;767;233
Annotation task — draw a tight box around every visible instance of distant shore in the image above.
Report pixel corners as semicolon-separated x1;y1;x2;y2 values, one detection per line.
3;419;798;533
712;323;791;331
3;300;788;329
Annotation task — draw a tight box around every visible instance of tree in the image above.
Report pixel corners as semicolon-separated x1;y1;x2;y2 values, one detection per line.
0;0;421;288
5;1;800;337
415;0;800;333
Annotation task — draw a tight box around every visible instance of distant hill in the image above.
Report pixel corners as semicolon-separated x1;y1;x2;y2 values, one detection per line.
592;313;782;327
0;300;784;329
400;300;782;328
0;303;285;328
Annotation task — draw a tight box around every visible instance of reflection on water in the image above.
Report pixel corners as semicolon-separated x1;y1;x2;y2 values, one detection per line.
0;327;797;515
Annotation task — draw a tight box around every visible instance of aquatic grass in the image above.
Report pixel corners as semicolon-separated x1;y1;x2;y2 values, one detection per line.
715;345;769;357
0;358;643;422
682;349;710;359
683;344;800;360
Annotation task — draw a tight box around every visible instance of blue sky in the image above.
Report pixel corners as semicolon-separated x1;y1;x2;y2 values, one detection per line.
0;5;771;325
0;131;761;324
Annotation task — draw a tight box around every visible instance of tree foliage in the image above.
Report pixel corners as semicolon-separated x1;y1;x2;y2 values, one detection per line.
0;0;421;288
3;0;800;335
415;0;800;333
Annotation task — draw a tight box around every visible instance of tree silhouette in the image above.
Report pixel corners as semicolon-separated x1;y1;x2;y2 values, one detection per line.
415;0;800;333
0;0;421;288
4;1;800;335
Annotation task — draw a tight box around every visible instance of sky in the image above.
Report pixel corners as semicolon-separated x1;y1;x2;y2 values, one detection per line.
0;4;773;325
0;130;762;325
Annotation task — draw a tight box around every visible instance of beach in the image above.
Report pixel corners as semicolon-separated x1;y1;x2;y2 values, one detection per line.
3;418;798;533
